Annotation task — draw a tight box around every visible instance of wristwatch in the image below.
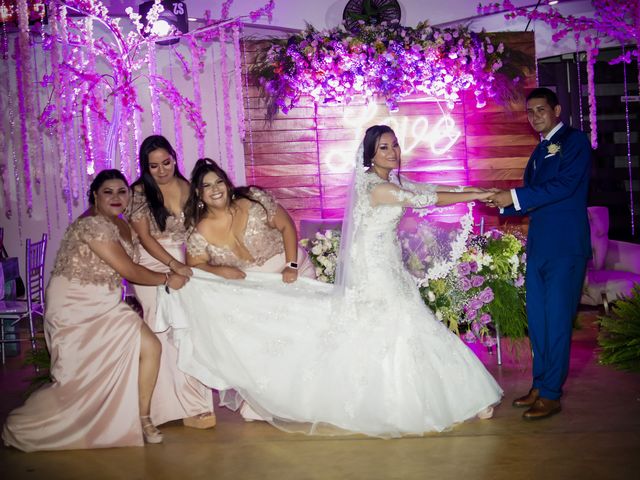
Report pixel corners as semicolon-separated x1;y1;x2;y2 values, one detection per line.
286;261;298;270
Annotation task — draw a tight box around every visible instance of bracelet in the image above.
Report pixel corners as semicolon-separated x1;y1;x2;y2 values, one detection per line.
163;272;170;294
286;261;298;270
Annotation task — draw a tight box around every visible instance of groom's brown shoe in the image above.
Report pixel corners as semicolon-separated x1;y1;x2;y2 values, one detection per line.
512;388;539;408
522;398;561;420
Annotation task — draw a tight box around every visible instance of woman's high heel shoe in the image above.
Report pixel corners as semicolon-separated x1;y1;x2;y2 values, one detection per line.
140;415;163;444
183;412;217;429
477;406;494;420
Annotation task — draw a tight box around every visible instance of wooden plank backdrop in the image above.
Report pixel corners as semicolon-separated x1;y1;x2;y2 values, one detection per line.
242;32;537;232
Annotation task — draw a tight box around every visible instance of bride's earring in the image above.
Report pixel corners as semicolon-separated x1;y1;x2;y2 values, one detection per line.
197;200;204;209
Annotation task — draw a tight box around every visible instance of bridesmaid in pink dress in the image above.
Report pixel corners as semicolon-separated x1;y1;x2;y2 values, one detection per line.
184;158;315;282
128;136;215;429
2;170;188;451
183;159;315;421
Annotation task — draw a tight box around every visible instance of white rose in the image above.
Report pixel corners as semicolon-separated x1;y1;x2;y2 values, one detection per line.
435;310;443;321
311;245;322;256
427;291;436;302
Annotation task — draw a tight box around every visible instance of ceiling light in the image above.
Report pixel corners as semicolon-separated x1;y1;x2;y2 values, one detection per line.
139;0;189;46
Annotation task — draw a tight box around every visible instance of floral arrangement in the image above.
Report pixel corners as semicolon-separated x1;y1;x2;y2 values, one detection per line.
300;229;341;283
251;20;521;118
420;229;528;346
301;227;528;344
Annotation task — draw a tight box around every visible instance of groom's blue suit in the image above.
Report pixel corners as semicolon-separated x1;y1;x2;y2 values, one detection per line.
503;123;591;400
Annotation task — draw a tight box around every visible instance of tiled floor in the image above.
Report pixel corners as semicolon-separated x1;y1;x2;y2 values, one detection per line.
1;309;639;480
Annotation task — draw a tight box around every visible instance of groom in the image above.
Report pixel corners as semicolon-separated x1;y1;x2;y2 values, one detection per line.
487;87;592;420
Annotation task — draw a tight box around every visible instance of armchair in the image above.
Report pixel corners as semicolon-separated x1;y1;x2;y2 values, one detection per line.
581;206;640;312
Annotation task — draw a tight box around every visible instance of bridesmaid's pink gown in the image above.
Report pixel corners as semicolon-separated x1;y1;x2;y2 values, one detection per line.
2;215;144;451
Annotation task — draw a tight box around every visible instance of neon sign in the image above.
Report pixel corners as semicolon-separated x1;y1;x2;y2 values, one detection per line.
324;103;462;173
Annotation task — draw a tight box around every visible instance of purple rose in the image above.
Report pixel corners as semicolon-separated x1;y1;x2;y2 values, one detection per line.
469;261;479;273
458;262;471;276
471;275;485;287
467;309;478;320
462;331;477;343
479;287;494;304
515;275;525;288
472;322;482;334
470;299;484;311
483;337;497;347
460;277;472;292
480;313;492;325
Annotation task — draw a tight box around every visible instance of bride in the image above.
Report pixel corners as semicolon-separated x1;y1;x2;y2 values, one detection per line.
158;125;502;438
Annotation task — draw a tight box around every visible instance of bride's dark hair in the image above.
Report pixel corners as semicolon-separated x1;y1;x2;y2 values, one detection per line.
362;125;397;167
183;158;267;229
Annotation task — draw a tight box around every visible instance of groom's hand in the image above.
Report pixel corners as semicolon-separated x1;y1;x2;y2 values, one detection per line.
486;190;513;208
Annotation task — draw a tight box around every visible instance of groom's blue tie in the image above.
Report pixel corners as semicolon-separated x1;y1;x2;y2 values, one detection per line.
534;139;550;170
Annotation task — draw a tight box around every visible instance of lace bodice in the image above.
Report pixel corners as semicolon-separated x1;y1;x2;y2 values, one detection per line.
127;189;187;243
357;172;438;227
51;215;138;290
340;172;438;302
186;188;283;268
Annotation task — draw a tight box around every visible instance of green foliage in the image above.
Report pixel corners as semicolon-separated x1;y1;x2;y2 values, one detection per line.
422;230;528;345
597;284;640;372
487;278;527;338
23;340;52;396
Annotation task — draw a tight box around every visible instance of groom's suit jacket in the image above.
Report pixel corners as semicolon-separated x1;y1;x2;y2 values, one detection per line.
503;124;592;261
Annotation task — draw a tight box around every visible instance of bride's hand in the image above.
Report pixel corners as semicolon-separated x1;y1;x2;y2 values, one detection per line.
216;266;246;280
282;267;298;284
475;191;494;201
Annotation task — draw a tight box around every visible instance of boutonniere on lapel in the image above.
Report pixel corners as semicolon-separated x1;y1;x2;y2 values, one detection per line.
545;143;561;157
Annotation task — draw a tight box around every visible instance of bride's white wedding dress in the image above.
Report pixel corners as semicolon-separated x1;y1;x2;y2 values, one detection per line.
157;171;502;438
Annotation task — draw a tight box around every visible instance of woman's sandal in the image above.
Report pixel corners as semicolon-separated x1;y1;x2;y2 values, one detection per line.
477;406;494;420
183;412;217;429
140;415;164;444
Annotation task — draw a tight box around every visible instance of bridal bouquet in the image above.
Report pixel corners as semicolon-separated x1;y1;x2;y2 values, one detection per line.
420;229;528;345
300;230;341;283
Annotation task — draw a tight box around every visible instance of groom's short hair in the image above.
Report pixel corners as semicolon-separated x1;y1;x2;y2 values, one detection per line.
526;87;559;109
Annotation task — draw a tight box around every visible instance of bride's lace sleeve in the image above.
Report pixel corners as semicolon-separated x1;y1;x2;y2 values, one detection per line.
392;173;465;193
370;182;438;208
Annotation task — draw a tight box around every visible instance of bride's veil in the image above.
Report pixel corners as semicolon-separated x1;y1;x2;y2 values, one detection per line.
333;143;365;296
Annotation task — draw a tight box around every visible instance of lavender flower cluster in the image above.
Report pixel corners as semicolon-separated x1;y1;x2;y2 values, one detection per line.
254;20;507;116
